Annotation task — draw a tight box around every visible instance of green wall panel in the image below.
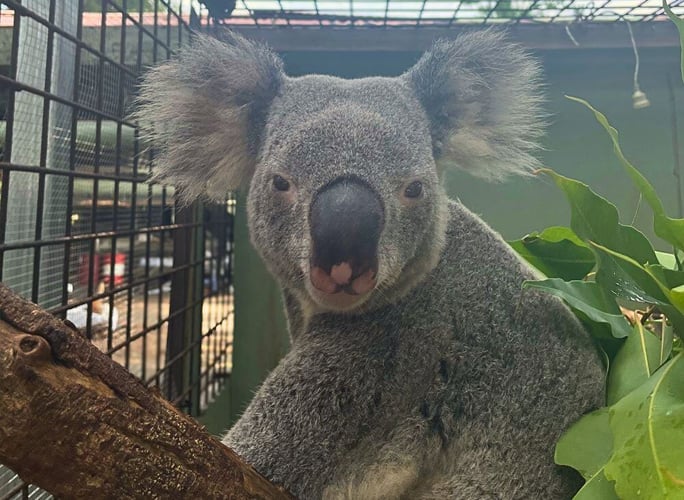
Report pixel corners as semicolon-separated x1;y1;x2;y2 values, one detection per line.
202;194;290;434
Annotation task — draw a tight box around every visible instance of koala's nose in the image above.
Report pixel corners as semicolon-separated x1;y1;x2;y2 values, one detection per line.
309;178;384;295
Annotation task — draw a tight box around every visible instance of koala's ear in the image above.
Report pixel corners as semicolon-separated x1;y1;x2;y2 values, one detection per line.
136;32;284;202
404;30;545;180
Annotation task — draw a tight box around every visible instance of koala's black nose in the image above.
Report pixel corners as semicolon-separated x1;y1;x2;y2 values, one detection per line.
309;177;384;295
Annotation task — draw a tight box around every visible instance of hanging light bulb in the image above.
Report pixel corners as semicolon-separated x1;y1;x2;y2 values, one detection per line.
565;17;650;109
632;89;651;109
626;21;650;109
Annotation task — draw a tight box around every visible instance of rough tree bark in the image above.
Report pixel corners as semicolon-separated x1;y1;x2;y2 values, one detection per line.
0;283;294;499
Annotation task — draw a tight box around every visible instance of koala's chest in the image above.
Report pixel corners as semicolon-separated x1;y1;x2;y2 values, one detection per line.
292;318;460;427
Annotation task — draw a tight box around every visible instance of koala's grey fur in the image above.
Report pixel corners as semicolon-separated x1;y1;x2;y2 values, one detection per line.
138;30;604;499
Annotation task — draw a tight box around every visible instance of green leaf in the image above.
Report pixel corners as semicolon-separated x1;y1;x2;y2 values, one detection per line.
523;278;631;338
604;353;684;498
592;242;673;307
556;408;619;499
592;242;684;339
540;169;658;265
573;470;619;500
591;243;684;325
607;322;664;405
662;269;684;291
567;96;684;252
556;408;614;479
665;0;684;84
656;251;678;270
509;226;595;280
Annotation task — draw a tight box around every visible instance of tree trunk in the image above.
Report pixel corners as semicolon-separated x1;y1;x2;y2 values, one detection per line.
0;283;293;499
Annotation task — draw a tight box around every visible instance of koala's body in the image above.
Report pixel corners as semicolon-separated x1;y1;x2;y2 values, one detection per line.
139;30;604;499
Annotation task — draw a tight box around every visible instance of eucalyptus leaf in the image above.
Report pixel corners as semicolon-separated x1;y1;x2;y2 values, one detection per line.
656;251;678;270
555;408;613;480
540;169;658;265
567;96;684;252
555;408;618;499
573;470;619;500
604;353;684;498
607;322;664;405
662;269;684;290
591;242;683;313
509;226;595;280
523;278;631;338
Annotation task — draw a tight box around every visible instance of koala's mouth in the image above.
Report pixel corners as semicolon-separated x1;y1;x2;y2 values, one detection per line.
307;262;377;311
306;176;384;311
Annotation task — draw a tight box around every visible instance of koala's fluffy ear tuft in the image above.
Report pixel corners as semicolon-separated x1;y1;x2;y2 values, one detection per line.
405;30;545;181
135;32;284;202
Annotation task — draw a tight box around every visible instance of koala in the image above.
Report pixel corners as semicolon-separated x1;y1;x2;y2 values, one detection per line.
138;30;604;499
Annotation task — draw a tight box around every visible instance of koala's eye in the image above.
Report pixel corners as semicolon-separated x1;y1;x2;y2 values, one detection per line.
404;181;423;199
273;175;291;192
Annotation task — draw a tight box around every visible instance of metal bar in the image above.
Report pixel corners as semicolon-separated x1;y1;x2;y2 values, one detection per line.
0;75;138;127
548;0;579;23
483;0;505;23
166;203;194;401
62;0;86;314
643;0;684;21
32;0;58;303
0;1;22;282
166;0;172;55
114;0;131;369
241;0;261;27
204;218;212;405
416;0;428;26
584;0;613;20
106;0;173;52
621;0;652;20
140;0;151;384
313;0;323;27
275;0;291;26
0;222;198;252
156;185;168;388
0;480;28;500
515;0;545;23
190;202;205;415
0;161;148;182
2;0;139;79
85;0;108;338
51;260;199;315
151;310;231;386
107;293;196;355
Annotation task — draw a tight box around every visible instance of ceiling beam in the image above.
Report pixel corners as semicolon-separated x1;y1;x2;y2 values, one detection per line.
229;21;679;51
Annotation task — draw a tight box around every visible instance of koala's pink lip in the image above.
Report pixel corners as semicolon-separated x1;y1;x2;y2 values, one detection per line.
308;265;377;310
310;266;376;295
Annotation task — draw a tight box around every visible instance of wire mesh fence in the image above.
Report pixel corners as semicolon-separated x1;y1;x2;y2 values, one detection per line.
0;1;234;498
207;0;684;28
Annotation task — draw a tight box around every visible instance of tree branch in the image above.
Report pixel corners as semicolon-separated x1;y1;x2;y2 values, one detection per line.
0;283;293;499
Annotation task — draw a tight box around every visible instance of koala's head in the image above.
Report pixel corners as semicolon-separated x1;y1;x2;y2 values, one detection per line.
138;31;543;314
